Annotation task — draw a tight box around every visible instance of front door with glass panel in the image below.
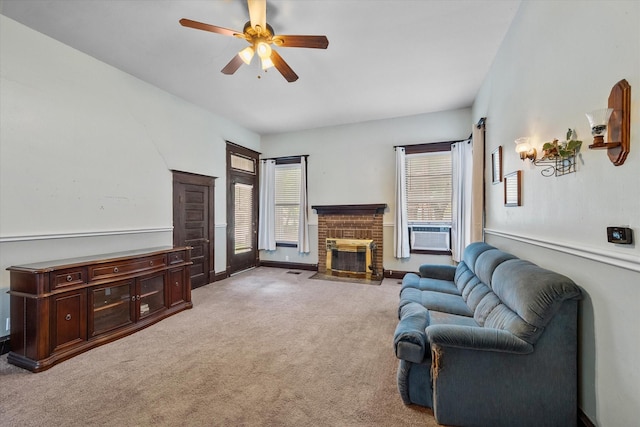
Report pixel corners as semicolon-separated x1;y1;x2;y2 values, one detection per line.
226;143;259;275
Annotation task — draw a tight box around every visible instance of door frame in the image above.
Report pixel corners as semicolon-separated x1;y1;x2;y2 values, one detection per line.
172;170;215;288
226;142;260;275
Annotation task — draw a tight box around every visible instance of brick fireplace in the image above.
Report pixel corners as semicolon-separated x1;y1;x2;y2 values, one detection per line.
312;204;386;280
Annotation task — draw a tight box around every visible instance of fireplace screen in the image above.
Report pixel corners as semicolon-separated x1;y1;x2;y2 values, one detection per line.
326;238;375;279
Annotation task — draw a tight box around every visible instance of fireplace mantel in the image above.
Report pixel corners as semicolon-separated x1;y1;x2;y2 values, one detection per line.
312;204;387;215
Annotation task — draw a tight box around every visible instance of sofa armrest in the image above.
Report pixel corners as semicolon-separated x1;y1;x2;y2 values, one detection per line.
394;303;430;363
426;325;533;354
418;264;456;280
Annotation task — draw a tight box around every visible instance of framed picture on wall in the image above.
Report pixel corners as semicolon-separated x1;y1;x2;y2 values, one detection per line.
504;170;521;207
491;146;503;184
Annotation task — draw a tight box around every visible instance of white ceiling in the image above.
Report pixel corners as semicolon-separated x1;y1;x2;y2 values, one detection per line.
1;0;520;135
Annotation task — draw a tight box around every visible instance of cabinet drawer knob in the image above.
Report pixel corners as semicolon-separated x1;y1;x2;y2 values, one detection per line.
149;261;153;266
132;296;136;301
175;282;179;286
113;267;119;273
65;314;72;321
136;295;141;301
66;275;73;282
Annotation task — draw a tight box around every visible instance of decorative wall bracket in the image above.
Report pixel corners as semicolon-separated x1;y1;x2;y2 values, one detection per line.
588;79;631;166
533;155;578;177
532;130;582;177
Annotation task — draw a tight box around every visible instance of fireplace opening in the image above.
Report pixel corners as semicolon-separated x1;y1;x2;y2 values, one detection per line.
326;238;375;279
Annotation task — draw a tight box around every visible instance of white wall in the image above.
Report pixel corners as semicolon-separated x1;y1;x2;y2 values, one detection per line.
260;109;471;272
473;1;640;425
0;16;260;336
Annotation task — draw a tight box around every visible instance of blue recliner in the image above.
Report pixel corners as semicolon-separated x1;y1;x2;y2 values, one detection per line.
394;242;582;427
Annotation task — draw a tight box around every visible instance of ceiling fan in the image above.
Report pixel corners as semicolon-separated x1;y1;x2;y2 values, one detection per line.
180;0;328;82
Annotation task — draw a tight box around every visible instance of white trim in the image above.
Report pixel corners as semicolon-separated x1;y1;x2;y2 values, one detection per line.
0;227;173;243
484;228;640;273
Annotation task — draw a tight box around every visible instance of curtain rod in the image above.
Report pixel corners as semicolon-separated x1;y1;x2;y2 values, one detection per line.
394;139;468;149
261;155;309;161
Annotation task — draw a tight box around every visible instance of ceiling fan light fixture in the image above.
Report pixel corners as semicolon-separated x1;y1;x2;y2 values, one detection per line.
239;46;255;64
256;41;272;59
261;56;274;70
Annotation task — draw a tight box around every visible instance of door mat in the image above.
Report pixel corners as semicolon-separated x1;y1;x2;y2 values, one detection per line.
309;273;382;286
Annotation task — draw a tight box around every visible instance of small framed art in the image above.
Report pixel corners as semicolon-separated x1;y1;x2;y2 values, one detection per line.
491;146;503;184
504;170;521;207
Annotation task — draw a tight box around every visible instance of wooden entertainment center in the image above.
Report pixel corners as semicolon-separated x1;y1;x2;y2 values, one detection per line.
7;246;192;372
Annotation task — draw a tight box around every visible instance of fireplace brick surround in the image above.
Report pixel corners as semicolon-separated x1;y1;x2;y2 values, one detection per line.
313;204;386;280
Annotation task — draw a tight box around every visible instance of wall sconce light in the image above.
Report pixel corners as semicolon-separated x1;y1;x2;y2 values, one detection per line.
586;79;631;166
515;137;536;161
586;108;613;147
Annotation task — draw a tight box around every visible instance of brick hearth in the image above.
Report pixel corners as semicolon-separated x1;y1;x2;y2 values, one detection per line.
313;204;386;279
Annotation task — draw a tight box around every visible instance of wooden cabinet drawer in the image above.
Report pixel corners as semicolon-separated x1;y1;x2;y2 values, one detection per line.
51;268;87;289
168;250;187;265
89;255;166;281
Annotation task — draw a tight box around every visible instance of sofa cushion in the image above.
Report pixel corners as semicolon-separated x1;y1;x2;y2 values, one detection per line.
461;275;482;301
484;303;542;344
465;282;492;312
461;242;496;274
492;259;582;329
473;292;502;326
428;310;479;327
454;262;475;293
400;288;473;317
402;273;459;295
474;249;518;287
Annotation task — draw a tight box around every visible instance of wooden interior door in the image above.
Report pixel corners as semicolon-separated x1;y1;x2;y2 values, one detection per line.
226;143;259;275
172;171;215;288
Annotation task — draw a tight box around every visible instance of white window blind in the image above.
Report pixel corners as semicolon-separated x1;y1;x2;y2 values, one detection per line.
230;154;255;174
274;164;301;243
405;151;452;223
234;182;253;253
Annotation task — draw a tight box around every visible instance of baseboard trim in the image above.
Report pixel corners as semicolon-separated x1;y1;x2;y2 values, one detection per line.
0;336;10;356
213;271;229;282
578;408;596;427
383;269;411;279
259;261;318;271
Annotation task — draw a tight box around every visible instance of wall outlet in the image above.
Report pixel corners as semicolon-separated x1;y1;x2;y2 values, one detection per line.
5;317;9;332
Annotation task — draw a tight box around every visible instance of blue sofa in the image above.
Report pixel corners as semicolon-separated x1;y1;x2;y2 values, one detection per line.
394;242;582;427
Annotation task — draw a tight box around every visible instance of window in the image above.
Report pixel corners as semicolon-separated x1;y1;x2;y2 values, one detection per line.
405;151;452;224
274;162;301;245
404;142;452;253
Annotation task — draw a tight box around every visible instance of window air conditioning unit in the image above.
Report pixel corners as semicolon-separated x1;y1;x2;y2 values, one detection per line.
410;226;451;251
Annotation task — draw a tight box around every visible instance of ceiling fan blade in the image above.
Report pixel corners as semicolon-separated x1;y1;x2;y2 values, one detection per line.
179;18;241;37
247;0;267;31
272;35;329;49
270;50;298;83
221;55;245;75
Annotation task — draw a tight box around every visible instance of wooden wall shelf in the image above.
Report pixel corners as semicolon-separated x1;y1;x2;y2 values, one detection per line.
589;79;631;166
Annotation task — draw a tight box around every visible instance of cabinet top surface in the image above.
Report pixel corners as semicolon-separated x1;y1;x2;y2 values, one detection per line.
7;246;190;272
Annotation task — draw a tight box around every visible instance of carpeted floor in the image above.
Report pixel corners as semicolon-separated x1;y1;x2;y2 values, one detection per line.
0;267;437;426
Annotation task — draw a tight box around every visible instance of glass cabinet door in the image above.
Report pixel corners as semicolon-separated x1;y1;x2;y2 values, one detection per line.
91;281;133;336
138;273;165;319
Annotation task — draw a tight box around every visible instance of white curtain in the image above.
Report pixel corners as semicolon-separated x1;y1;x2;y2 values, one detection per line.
298;157;310;253
451;125;485;262
258;159;276;251
394;147;410;258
